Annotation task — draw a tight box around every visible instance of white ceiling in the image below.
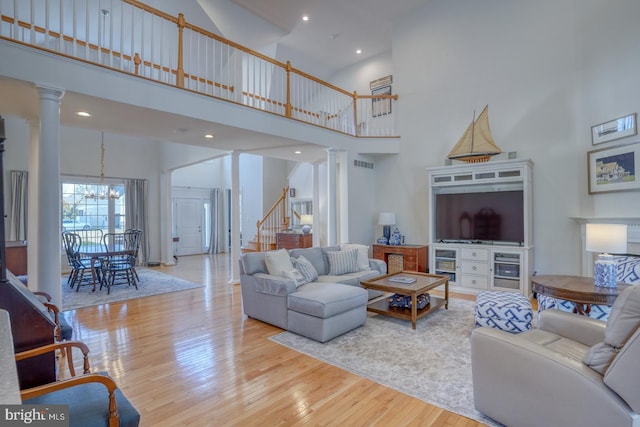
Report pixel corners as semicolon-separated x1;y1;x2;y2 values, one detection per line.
1;0;423;163
227;0;426;77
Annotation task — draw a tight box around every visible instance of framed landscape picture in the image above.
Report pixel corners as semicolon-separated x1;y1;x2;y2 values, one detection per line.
588;142;640;194
591;113;637;145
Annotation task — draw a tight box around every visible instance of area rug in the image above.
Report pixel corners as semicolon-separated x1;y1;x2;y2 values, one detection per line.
62;268;203;311
270;298;503;427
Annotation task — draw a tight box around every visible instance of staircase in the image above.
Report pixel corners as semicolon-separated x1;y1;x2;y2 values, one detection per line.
242;187;291;253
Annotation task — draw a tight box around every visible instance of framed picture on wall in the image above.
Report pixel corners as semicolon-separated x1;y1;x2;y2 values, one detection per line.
587;141;640;194
372;85;392;117
591;113;637;145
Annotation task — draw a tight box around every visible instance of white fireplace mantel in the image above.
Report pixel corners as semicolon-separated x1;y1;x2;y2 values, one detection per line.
571;217;640;276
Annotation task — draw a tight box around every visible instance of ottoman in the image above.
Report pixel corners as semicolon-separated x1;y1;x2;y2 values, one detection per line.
475;290;532;333
287;282;368;342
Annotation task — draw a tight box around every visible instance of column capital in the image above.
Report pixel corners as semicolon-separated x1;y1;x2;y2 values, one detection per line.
35;84;65;101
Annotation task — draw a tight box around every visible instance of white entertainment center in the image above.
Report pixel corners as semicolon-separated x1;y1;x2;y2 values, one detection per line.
427;159;533;297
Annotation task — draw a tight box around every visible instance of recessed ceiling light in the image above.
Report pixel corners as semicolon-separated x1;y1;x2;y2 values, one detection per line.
76;111;92;117
205;134;214;139
302;15;309;22
294;150;302;154
356;49;362;55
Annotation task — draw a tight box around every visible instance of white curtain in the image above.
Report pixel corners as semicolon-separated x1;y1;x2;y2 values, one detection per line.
208;188;224;254
125;179;148;265
9;170;28;241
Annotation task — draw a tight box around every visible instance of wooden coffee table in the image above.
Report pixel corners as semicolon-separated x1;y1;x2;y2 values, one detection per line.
532;275;631;316
360;271;449;329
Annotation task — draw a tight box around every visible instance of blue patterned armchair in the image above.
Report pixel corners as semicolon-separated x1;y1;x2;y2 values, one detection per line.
537;255;640;320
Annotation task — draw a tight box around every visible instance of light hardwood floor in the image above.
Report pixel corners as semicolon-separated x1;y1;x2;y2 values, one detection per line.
63;253;487;426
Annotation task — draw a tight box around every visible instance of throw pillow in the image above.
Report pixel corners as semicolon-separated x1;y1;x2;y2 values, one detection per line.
325;248;358;276
583;285;640;374
265;249;295;277
615;255;640;285
291;255;318;283
340;243;371;271
283;268;307;287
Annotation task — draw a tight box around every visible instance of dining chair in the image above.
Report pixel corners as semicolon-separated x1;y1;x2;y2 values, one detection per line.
124;229;142;281
61;231;93;291
100;232;139;294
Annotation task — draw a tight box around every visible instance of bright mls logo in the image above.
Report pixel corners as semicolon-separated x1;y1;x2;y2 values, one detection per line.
1;405;68;426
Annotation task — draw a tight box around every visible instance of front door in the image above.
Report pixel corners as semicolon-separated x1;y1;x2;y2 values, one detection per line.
174;198;204;256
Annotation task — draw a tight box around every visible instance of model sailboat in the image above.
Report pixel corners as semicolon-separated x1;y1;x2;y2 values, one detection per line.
448;105;502;163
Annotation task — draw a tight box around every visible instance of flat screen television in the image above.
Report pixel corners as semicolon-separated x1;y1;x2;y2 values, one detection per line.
434;189;524;244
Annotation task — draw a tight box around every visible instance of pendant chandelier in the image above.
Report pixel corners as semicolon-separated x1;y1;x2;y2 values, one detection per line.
85;132;120;200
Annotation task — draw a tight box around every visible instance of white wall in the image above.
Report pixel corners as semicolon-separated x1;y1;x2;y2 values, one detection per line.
345;153;378;245
575;0;640;218
171;157;228;188
325;54;394;247
2;119;225;263
262;156;288;213
239;153;262;243
373;0;640;275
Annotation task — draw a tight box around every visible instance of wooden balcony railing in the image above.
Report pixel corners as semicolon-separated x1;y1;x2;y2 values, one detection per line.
0;0;398;138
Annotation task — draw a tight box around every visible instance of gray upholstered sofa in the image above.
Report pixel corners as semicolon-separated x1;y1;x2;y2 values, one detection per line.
471;285;640;427
239;245;386;342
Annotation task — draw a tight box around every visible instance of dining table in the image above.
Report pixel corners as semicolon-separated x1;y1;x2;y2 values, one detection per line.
78;247;134;292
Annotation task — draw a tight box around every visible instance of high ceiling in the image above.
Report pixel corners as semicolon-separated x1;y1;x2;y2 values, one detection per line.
226;0;426;77
1;0;422;163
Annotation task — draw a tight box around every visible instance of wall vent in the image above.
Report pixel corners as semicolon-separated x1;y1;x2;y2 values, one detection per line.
354;160;374;169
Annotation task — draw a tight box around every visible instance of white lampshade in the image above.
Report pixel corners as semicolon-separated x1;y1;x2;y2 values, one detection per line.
378;212;396;225
300;214;313;225
586;224;627;254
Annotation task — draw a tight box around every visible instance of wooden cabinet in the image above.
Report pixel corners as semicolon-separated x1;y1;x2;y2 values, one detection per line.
372;244;428;273
0;274;56;389
6;241;27;276
276;233;312;250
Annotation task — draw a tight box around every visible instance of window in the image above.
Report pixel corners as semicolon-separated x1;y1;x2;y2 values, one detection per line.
61;178;125;233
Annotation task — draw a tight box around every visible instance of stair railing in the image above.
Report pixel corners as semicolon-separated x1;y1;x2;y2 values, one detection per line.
255;187;290;252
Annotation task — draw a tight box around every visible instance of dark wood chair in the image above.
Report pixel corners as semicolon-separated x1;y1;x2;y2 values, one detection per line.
100;231;140;294
62;231;95;291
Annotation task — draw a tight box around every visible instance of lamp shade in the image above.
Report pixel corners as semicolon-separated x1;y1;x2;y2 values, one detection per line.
585;224;627;254
300;214;313;225
378;212;396;225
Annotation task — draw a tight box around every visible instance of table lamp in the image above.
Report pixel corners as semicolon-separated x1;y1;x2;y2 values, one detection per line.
378;212;396;244
585;223;627;288
300;215;313;234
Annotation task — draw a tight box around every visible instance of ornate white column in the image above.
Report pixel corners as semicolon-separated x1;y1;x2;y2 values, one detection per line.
326;148;337;246
312;162;320;247
35;84;64;306
229;151;240;284
160;171;174;265
26;118;40;286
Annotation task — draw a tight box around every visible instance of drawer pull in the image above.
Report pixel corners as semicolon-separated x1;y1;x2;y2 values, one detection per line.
472;266;477;271
472;252;477;256
472;279;477;284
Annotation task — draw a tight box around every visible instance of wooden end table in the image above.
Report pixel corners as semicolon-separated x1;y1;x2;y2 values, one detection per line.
360;271;448;329
531;275;631;316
